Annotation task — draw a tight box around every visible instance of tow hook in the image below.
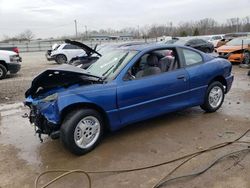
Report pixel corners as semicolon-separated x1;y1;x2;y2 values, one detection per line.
36;129;44;143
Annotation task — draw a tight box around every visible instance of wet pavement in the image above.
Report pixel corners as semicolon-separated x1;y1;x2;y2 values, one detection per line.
0;65;250;188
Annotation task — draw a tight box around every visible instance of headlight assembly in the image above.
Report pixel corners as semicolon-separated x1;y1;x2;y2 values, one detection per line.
42;93;58;102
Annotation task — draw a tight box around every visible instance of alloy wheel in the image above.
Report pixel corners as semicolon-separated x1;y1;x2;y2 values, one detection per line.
74;116;101;149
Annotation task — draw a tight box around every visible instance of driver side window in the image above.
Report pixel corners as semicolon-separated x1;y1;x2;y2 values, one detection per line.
124;48;180;81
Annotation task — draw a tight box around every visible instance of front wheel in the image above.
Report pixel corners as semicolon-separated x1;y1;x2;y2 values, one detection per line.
200;81;225;113
60;109;104;155
0;64;7;79
204;48;211;53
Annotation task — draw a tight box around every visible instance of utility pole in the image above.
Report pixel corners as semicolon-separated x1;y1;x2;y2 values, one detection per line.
74;19;78;38
85;25;88;40
236;18;240;32
137;25;140;39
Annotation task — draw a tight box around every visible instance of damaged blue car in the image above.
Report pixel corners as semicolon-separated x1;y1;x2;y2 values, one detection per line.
25;44;234;155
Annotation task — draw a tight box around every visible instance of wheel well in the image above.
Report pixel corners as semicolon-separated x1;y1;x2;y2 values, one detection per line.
0;60;8;71
209;76;227;92
60;103;110;130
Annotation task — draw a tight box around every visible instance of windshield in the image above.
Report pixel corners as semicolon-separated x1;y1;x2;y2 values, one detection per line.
226;38;250;46
52;44;60;51
86;49;138;80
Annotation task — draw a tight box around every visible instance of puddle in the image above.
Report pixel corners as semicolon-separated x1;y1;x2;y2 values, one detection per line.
0;102;23;111
0;103;42;166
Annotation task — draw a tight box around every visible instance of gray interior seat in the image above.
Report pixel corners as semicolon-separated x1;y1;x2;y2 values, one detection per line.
136;54;161;78
168;58;179;71
159;56;174;72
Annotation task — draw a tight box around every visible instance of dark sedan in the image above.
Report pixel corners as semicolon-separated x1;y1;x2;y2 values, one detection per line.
166;38;214;53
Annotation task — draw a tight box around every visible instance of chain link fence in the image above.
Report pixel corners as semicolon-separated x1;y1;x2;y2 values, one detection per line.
0;39;152;53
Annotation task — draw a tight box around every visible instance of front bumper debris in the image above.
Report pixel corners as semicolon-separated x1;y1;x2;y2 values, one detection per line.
24;101;61;142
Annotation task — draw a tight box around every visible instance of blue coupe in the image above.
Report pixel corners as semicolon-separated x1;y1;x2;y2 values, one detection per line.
25;44;234;155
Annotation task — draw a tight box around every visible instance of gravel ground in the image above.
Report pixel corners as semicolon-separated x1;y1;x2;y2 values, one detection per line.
0;52;250;188
0;52;58;103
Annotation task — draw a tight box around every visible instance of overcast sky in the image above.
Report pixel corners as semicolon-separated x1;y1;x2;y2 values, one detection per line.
0;0;249;39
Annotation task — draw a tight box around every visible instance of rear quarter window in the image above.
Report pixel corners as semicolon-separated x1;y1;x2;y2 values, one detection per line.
63;44;79;49
182;49;203;66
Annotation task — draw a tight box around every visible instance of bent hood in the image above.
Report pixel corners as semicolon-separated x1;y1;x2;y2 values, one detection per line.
217;45;248;53
25;64;100;98
65;39;102;57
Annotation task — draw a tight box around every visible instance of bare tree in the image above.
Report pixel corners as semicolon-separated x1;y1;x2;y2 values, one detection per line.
16;29;35;41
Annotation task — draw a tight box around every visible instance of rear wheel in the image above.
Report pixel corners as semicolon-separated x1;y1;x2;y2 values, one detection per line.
0;64;7;79
56;54;67;64
204;48;211;53
200;81;225;113
60;108;104;155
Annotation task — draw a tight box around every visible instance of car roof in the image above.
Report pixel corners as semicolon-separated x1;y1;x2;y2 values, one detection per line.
119;43;214;61
119;43;181;52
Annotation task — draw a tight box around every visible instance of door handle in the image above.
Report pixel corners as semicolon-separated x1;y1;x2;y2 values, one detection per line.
177;75;187;81
177;75;185;79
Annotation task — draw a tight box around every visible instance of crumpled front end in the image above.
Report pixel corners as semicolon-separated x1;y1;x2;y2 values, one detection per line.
216;45;249;63
25;93;62;139
24;64;99;140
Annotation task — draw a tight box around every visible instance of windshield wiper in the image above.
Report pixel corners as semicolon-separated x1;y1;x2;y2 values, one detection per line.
102;65;115;77
101;52;130;80
82;73;104;82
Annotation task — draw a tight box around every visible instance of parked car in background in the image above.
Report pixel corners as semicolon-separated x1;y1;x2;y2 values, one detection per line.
216;38;232;48
25;44;233;155
224;32;250;39
69;41;147;69
0;46;19;54
215;37;250;64
46;41;86;64
166;38;214;53
66;40;102;69
198;35;224;48
0;50;21;79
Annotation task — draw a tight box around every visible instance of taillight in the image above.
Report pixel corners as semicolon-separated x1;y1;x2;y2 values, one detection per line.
13;47;19;54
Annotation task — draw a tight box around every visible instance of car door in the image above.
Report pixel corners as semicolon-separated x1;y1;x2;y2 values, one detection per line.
180;48;208;106
116;49;189;126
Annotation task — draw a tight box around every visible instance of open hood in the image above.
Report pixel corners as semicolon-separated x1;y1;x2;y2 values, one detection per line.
25;64;101;98
65;39;102;57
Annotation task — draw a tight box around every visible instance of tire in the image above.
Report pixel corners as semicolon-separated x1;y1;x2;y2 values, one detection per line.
200;81;225;113
0;64;7;80
55;54;67;64
60;108;104;155
204;48;211;53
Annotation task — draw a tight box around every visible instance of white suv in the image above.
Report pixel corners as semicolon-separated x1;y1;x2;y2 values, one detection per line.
46;43;85;64
0;50;21;79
